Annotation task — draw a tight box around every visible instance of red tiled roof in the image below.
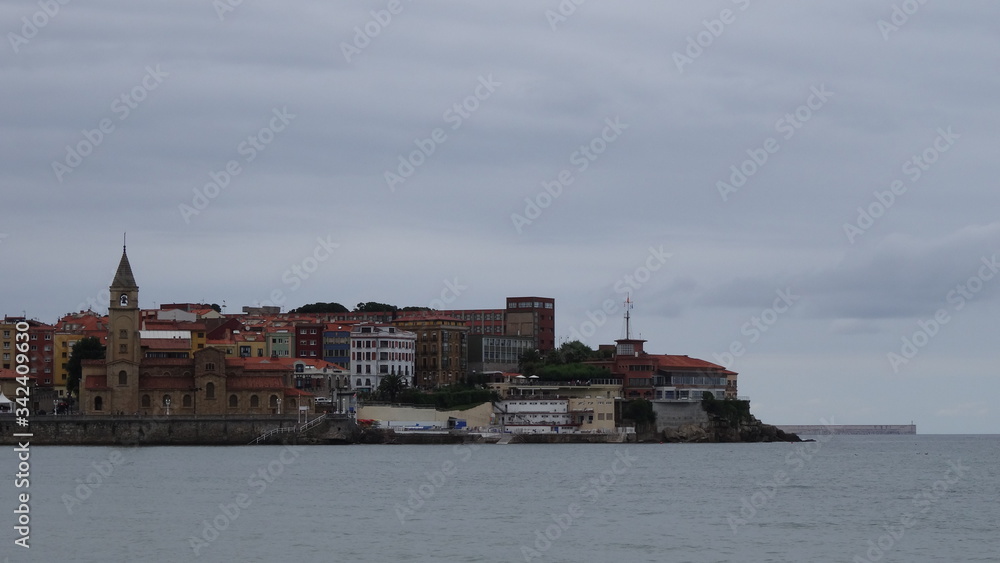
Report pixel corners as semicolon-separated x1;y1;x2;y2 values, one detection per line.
654;355;728;371
138;376;195;390
283;387;314;397
227;376;284;391
84;375;109;390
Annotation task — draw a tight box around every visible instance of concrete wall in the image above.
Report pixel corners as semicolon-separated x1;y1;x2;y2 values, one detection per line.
0;415;351;445
358;402;493;428
651;401;709;432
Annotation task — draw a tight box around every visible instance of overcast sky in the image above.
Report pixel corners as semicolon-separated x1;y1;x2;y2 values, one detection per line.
2;1;998;433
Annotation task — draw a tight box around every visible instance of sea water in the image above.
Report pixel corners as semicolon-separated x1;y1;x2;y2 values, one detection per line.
2;435;997;562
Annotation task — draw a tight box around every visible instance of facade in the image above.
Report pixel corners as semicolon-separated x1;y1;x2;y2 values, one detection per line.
439;308;506;336
1;316;55;387
504;297;555;352
588;337;733;400
266;329;293;358
494;398;577;433
467;334;535;374
295;322;323;359
53;311;109;397
322;322;353;369
393;314;469;388
349;323;416;392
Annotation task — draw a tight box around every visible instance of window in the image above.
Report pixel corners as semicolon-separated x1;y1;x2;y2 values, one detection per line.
141;395;151;407
205;382;215;399
119;329;127;339
365;378;371;387
118;370;127;385
120;344;127;354
269;395;279;408
94;396;103;411
229;395;238;408
183;395;192;408
251;395;260;408
205;362;216;371
356;378;362;387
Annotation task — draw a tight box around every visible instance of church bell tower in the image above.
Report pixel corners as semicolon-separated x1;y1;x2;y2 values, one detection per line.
106;242;141;413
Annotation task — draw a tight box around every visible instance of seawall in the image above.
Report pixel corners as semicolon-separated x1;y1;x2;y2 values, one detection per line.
0;415;355;446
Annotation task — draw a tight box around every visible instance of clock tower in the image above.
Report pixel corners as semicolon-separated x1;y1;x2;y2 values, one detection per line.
106;244;141;413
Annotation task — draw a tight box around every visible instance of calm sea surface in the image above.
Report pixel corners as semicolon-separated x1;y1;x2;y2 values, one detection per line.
2;435;998;562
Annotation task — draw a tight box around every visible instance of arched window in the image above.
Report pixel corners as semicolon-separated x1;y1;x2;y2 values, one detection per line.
162;394;171;407
250;395;260;408
205;382;215;399
229;394;238;408
119;329;127;339
288;398;297;409
94;396;103;411
269;395;279;408
119;344;127;353
118;370;127;385
141;395;151;408
182;394;192;407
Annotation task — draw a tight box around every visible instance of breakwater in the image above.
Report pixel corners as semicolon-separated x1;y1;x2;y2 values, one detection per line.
776;424;916;435
0;415;356;446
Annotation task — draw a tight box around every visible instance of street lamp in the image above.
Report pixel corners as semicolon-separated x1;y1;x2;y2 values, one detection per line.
165;397;171;416
277;398;282;415
190;386;202;415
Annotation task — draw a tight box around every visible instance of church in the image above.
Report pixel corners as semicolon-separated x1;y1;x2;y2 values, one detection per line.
80;247;314;416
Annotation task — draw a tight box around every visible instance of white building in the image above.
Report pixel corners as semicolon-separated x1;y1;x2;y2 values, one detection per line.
349;324;416;392
495;398;577;433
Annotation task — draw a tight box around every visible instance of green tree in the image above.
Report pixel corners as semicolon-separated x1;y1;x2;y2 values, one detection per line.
376;373;406;403
559;340;595;364
210;303;222;313
291;302;349;314
66;337;106;398
355;302;398;312
623;399;656;426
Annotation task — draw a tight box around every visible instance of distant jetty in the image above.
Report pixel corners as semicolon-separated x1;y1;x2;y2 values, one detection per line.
776;424;916;436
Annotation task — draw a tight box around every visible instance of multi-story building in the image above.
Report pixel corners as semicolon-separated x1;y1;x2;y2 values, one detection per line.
53;310;109;397
323;322;354;369
295;322;323;359
266;329;293;358
504;297;555;352
349;323;416;392
1;316;55;388
393;314;469;388
439;308;506;337
467;334;535;374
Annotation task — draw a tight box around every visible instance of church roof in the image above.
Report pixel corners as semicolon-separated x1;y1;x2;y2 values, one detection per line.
111;248;138;289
